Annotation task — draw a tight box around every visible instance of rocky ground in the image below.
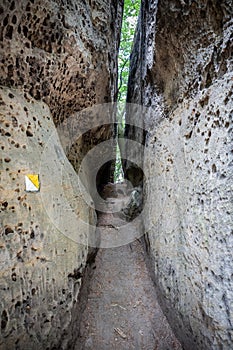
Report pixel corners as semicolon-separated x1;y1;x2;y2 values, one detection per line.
71;185;182;350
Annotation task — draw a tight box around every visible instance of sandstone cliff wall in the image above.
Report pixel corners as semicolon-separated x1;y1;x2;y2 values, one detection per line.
0;0;122;348
127;1;233;349
0;87;94;349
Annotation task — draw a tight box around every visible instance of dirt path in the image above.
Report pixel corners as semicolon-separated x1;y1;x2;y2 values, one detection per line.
72;191;182;350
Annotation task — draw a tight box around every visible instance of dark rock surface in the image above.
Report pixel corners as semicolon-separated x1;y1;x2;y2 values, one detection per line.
0;0;123;184
0;0;122;121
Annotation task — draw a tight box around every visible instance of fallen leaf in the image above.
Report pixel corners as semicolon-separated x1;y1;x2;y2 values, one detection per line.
114;327;127;339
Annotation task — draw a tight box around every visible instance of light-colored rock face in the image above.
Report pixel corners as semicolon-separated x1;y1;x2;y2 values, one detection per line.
0;87;94;349
0;0;122;348
127;0;233;349
144;77;233;349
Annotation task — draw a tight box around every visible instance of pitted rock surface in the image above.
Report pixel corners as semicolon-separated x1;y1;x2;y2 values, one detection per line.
1;0;232;349
0;0;122;122
0;0;123;185
0;1;123;348
125;1;233;349
0;87;94;349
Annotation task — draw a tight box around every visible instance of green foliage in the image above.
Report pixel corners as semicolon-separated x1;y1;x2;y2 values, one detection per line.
114;143;124;183
114;0;140;183
118;0;140;103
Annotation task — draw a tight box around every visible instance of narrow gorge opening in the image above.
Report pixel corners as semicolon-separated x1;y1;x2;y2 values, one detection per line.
66;1;183;348
114;0;140;183
1;0;232;349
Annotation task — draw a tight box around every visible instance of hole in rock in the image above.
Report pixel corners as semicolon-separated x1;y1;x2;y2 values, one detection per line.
1;310;8;330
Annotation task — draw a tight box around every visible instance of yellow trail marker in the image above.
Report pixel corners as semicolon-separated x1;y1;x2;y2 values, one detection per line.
25;174;40;192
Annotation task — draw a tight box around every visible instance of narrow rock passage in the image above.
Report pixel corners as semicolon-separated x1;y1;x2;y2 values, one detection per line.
73;188;182;350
